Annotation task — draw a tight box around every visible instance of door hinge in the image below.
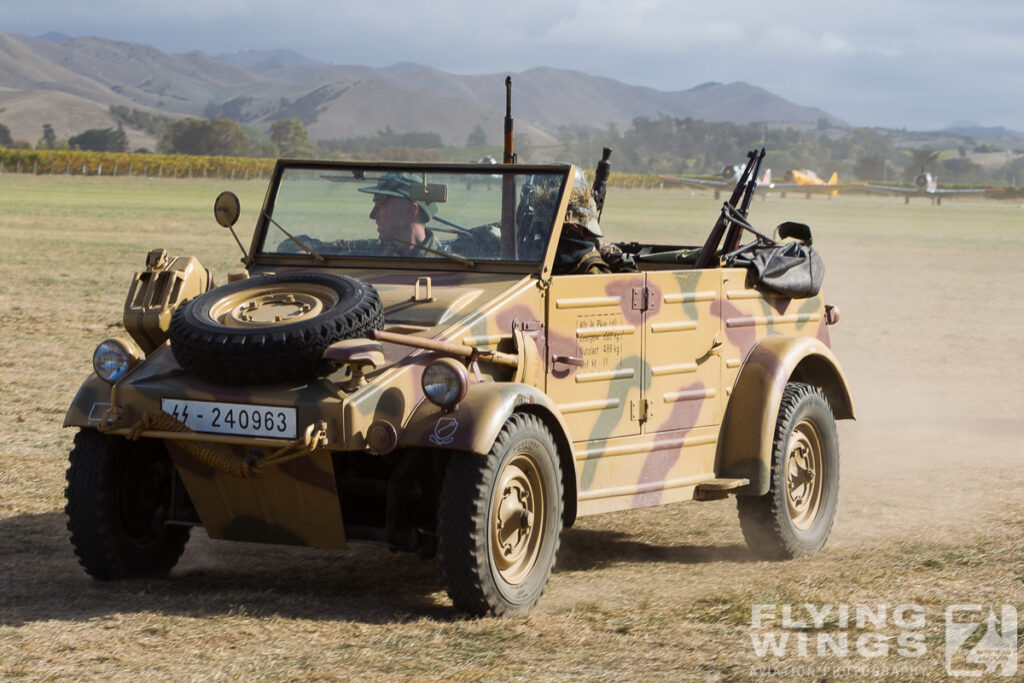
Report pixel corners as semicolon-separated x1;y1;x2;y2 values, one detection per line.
512;319;544;333
631;286;650;311
631;398;653;422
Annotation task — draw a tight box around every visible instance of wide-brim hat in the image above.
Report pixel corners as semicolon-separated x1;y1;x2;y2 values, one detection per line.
359;173;437;221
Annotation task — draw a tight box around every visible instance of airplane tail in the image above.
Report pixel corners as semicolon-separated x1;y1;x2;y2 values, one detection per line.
760;168;772;187
927;175;938;193
827;172;838;185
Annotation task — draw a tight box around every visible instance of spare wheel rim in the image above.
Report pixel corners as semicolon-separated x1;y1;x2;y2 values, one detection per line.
207;283;340;327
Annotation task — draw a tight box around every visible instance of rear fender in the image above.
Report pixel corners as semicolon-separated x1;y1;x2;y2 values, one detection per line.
402;382;579;525
718;335;854;496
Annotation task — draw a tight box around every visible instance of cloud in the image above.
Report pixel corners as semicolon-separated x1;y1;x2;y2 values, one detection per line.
6;0;1024;128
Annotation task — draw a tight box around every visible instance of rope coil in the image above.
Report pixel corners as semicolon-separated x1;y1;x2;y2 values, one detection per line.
124;411;328;478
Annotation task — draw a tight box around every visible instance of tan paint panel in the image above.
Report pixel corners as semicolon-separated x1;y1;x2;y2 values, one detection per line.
173;449;346;549
546;273;642;442
644;270;723;432
574;426;719;516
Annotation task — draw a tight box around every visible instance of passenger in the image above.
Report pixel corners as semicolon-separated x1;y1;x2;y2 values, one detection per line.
552;172;610;275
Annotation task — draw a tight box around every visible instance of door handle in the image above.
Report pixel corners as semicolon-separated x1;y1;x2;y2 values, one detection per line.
708;333;724;356
551;354;584;367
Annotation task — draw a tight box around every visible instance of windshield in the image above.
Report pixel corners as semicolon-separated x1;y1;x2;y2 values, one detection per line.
257;165;568;265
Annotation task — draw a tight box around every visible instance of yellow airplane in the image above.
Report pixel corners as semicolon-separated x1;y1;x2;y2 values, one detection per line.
781;169;837;185
772;169;864;198
660;166;858;199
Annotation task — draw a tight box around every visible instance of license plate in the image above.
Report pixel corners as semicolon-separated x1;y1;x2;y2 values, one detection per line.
161;398;297;439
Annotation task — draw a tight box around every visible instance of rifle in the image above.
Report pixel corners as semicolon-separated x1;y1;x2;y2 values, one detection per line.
693;149;760;269
500;76;517;258
502;76;516;165
591;147;612;219
722;148;765;254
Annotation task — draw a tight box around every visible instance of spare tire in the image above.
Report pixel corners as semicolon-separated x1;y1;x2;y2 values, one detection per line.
168;272;384;384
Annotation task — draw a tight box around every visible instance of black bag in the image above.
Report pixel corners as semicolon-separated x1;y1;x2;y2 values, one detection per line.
730;241;824;298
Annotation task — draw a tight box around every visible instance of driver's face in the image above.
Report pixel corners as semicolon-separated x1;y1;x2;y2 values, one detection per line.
369;195;415;242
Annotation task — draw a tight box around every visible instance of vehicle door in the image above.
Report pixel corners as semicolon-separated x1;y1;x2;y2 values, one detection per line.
544;272;643;443
642;270;724;432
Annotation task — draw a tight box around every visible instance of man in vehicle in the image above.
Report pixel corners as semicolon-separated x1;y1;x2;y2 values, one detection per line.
357;173;444;256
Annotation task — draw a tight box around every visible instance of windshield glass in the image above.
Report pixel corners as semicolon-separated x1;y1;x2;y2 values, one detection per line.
258;165;568;265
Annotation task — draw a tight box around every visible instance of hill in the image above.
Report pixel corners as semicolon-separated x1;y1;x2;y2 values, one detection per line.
0;30;844;149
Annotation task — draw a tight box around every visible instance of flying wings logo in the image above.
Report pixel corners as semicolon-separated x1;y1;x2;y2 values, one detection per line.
945;605;1018;677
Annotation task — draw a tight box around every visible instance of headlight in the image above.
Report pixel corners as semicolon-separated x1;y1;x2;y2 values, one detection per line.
421;357;469;408
92;338;143;384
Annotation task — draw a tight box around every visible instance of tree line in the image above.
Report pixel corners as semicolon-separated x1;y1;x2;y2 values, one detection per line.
2;110;1021;186
551;116;1024;186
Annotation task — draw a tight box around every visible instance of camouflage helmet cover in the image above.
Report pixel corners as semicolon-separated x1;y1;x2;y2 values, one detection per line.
563;168;602;237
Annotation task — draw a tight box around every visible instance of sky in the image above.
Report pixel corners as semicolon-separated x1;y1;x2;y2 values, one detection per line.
5;0;1024;131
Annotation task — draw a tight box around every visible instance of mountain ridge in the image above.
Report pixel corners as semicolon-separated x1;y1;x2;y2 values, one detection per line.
0;30;844;149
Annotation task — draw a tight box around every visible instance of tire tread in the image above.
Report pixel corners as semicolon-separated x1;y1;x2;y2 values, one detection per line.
736;383;839;560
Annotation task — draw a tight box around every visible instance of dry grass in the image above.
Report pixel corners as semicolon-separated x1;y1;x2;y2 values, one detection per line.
1;176;1022;680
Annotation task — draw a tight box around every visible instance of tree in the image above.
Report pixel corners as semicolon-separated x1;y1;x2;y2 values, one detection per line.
40;123;56;149
159;118;252;156
905;149;940;178
853;155;885;181
0;123;11;147
941;157;985;182
466;124;487;148
270;118;315;158
69;125;128;152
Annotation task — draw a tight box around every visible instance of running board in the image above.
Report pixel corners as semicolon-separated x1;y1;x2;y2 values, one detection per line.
694;478;750;501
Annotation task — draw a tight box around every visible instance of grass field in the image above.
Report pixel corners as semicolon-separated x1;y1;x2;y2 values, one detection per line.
1;175;1023;680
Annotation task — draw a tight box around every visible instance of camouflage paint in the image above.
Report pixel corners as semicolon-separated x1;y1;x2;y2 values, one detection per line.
65;159;853;552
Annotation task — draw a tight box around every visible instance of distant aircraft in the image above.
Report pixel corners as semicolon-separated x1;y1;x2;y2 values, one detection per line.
768;169;867;198
467;155;500;188
863;168;1001;204
660;165;862;199
659;166;772;199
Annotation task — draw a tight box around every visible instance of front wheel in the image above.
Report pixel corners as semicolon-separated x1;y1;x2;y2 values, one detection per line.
737;383;839;560
65;429;190;579
438;413;563;616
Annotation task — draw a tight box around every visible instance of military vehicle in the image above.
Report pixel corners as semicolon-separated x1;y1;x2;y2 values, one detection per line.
64;141;852;616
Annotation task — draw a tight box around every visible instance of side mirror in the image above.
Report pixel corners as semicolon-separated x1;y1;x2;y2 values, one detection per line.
214;191;249;264
214;191;241;228
776;221;812;245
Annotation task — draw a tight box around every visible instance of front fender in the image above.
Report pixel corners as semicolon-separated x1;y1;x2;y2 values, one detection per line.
718;335;854;496
402;382;572;457
64;373;113;428
402;382;580;526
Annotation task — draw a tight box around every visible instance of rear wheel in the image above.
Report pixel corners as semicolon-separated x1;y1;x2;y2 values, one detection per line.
438;413;563;616
65;429;190;579
737;383;839;560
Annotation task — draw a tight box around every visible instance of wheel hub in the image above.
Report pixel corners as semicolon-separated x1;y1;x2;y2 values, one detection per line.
785;419;824;530
491;455;545;584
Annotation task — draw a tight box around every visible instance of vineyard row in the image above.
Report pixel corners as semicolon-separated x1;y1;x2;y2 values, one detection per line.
0;149;275;179
0;148;673;188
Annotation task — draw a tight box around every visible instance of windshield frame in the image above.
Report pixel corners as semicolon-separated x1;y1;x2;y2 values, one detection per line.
248;159;574;275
